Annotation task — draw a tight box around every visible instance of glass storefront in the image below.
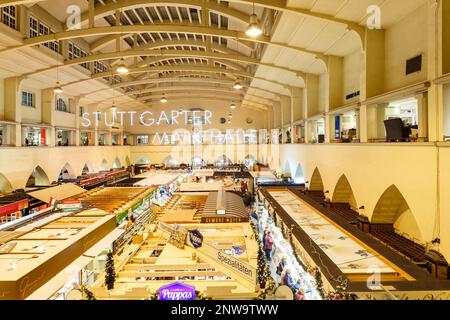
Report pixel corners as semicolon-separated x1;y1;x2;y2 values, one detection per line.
56;129;72;146
0;125;4;146
80;131;93;146
309;118;325;143
334;110;358;143
23;127;47;147
112;134;119;146
98;133;106;146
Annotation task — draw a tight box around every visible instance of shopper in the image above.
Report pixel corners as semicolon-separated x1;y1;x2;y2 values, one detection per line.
294;288;305;300
284;269;300;292
263;231;274;261
276;256;288;276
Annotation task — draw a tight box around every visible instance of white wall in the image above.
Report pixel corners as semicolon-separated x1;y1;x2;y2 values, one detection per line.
279;143;438;245
0;79;4;119
343;50;362;103
20;82;42;124
384;4;428;91
443;84;450;137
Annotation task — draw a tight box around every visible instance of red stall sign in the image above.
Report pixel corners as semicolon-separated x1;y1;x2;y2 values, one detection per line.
0;199;29;218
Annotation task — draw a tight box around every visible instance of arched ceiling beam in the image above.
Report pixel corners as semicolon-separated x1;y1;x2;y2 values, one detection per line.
79;0;251;27
131;56;246;72
136;92;264;105
110;76;265;92
0;0;38;6
133;96;268;110
1;0;366;37
107;39;246;67
80;82;282;106
75;0;365;40
0;24;325;61
21;49;306;80
61;65;289;92
129;85;281;102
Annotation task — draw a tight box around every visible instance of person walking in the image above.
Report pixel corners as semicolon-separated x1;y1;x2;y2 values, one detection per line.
276;256;288;276
263;231;274;261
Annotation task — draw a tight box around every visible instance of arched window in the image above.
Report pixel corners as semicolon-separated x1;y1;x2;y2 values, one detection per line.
56;98;69;113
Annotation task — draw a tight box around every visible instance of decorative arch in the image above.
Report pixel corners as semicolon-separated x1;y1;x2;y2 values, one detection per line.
372;185;422;240
99;159;109;172
112;157;122;169
59;163;77;180
191;156;204;166
309;168;324;191
0;173;13;194
162;156;179;167
283;160;292;178
332;174;357;209
26;166;50;187
293;163;305;184
216;154;232;166
125;156;131;167
135;156;151;165
82;161;95;175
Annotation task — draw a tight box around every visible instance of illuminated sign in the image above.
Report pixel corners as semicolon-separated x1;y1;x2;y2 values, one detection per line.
81;110;212;128
159;282;195;301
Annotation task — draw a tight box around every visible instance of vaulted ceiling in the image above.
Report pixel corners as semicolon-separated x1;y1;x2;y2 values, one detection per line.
0;0;428;112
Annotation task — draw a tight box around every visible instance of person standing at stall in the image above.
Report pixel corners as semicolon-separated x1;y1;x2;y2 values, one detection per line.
263;231;274;261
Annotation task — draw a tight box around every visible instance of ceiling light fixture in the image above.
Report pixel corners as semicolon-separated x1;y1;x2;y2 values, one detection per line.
116;58;129;74
230;101;237;109
160;95;168;103
54;48;64;94
53;82;64;94
233;79;243;90
246;3;262;37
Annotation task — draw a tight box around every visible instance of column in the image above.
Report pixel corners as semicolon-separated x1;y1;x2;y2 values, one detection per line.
42;88;56;147
359;105;368;143
4;77;24;147
74;96;82;146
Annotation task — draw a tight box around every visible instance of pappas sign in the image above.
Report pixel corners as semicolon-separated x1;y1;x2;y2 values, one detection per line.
188;229;203;249
159;282;195;301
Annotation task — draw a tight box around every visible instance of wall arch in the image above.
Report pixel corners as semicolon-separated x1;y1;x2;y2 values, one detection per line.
372;185;422;241
0;173;13;194
293;163;305;184
162;156;179;167
191;156;204;166
112;157;122;169
81;161;95;175
59;163;77;180
332;174;357;209
216;154;232;166
26;166;51;187
309;167;324;191
283;160;292;178
125;156;131;167
99;159;109;171
135;156;151;165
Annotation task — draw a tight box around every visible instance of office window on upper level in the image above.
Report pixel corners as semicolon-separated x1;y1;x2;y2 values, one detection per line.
21;91;34;107
29;16;59;53
56;98;69;113
68;42;90;71
1;6;17;30
136;135;149;145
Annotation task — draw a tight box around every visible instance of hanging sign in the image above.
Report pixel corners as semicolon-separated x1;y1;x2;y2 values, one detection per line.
188;229;204;249
159;282;196;301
